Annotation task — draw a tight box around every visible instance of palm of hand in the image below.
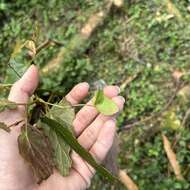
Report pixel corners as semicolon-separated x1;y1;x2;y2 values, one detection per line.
0;66;124;190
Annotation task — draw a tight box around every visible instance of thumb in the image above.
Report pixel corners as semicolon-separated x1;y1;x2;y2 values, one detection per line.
8;65;39;104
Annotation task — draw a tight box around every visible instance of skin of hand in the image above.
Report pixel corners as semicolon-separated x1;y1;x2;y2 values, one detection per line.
0;65;125;190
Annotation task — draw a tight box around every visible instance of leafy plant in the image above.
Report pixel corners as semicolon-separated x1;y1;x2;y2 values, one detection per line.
0;63;120;184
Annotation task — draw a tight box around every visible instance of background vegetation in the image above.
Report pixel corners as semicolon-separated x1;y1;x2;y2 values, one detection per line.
1;0;190;189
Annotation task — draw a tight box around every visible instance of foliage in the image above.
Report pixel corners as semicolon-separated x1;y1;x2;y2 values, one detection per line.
18;125;54;183
1;0;190;189
93;90;119;116
0;99;17;111
42;116;117;182
42;98;74;176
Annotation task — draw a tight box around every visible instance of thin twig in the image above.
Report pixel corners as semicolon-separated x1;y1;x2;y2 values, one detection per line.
120;71;141;91
36;39;64;54
7;62;21;78
38;99;94;109
0;84;13;87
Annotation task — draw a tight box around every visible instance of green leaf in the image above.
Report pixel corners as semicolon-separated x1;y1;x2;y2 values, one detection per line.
50;98;75;126
0;99;17;112
93;90;119;116
41;98;74;176
4;40;32;83
0;122;10;133
41;121;72;176
41;116;118;183
18;125;54;183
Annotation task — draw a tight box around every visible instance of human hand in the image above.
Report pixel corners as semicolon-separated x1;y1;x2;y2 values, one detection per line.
0;65;124;190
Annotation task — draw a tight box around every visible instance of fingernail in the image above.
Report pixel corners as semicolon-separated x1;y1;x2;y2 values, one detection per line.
118;96;125;103
116;86;120;93
80;82;90;89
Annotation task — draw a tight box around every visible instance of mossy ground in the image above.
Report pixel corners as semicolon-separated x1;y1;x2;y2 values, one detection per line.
1;0;190;189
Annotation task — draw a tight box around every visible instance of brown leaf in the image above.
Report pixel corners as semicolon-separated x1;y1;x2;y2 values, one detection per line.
162;134;184;180
0;122;10;133
172;70;184;81
165;0;182;20
25;40;36;58
18;125;54;183
119;170;139;190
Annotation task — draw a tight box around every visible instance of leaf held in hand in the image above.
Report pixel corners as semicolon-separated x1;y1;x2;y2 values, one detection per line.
41;98;74;176
93;90;119;116
5;40;33;83
41;121;72;176
18;125;54;183
0;99;17;112
41;117;118;183
0;122;10;133
50;98;75;126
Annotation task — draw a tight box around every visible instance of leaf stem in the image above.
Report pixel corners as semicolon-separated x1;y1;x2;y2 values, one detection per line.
36;96;94;109
39;99;94;109
11;96;94;110
0;84;13;88
7;62;22;78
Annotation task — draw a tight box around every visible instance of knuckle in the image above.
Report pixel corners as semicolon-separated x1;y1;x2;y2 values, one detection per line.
84;128;96;143
77;109;90;126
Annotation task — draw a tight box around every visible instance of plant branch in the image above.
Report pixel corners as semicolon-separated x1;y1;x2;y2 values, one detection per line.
7;62;21;78
36;39;64;55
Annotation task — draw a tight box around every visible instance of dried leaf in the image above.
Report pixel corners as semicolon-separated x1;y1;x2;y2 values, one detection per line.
25;40;36;57
41;117;118;182
42;98;74;176
0;99;17;112
172;70;184;81
0;122;10;133
18;125;54;183
162;134;184;180
119;170;139;190
164;0;182;20
93;90;119;116
155;13;174;23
